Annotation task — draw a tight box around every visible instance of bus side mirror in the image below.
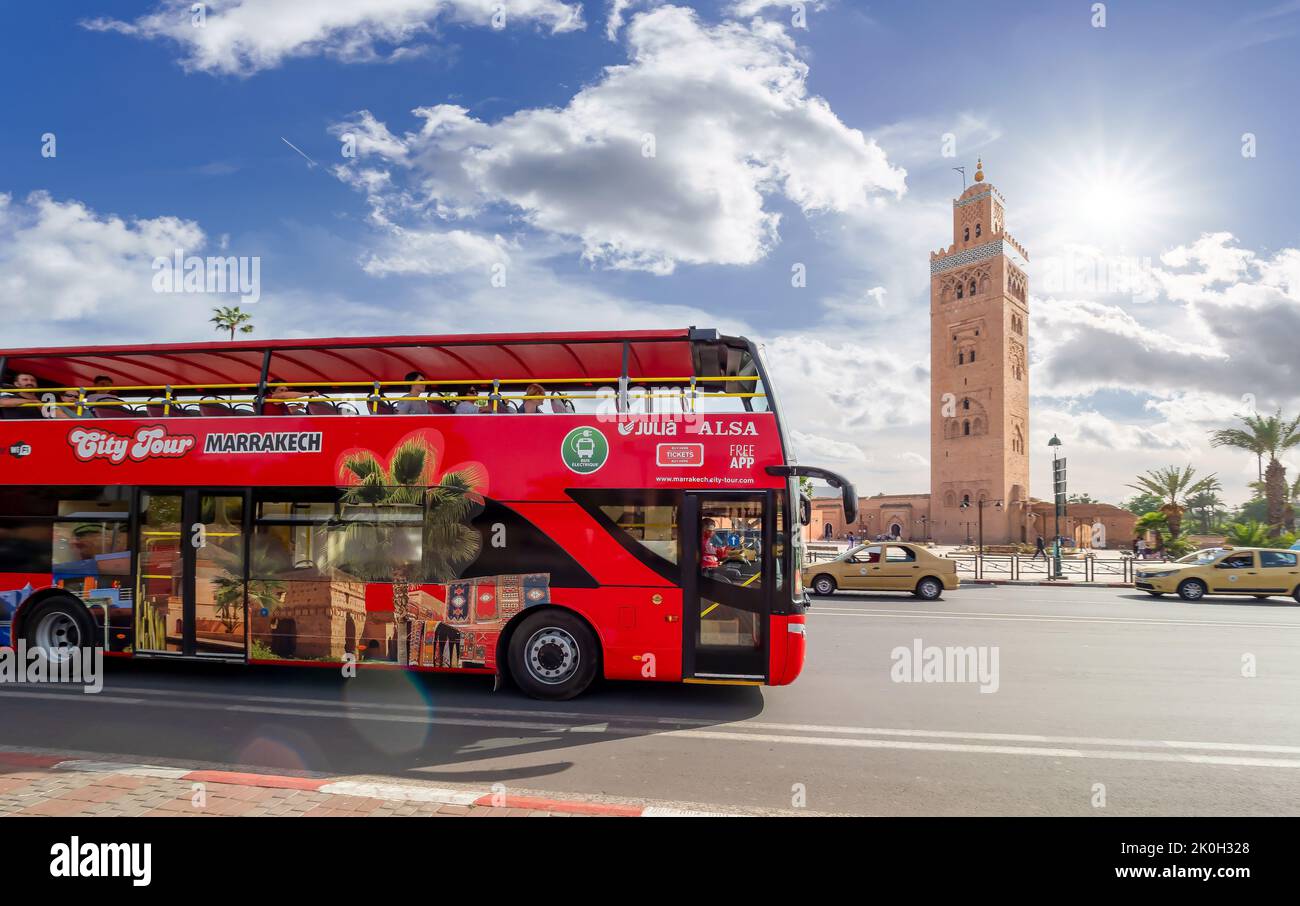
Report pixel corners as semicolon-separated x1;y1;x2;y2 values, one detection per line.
800;493;812;526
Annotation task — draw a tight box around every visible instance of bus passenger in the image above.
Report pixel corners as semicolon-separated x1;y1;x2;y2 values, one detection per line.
263;375;323;414
0;373;47;419
520;383;548;413
395;372;432;415
454;385;482;414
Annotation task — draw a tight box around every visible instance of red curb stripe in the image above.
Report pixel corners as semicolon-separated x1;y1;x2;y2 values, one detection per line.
0;752;66;768
472;793;643;816
182;770;328;791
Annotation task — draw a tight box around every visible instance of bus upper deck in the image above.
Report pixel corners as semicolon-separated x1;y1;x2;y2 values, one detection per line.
0;327;775;421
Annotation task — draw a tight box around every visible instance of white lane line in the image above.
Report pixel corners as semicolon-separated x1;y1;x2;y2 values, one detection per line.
8;687;1300;763
654;729;1300;769
809;608;1300;629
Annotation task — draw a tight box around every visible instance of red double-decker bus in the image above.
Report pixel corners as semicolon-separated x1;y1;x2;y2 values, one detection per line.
0;328;855;699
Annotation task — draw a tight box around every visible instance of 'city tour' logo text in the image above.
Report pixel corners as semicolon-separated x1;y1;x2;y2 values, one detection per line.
68;427;196;465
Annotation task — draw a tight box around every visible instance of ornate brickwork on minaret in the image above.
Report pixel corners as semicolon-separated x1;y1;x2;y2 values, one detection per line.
928;160;1031;544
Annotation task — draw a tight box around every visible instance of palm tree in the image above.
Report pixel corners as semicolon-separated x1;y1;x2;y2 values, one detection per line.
1126;466;1219;539
211;305;254;340
1210;410;1300;534
321;435;484;664
212;551;286;633
1185;490;1224;534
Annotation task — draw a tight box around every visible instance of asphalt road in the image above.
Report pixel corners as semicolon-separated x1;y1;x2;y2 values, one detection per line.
3;584;1299;816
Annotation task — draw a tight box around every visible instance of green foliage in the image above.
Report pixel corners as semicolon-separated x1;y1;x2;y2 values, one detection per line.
250;640;277;660
1224;521;1272;547
1134;511;1168;533
1122;492;1164;516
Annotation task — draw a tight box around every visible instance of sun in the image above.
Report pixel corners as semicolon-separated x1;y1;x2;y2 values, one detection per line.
1032;143;1184;253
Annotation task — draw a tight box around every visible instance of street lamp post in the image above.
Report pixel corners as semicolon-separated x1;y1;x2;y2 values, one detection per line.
1049;434;1065;580
960;498;1003;555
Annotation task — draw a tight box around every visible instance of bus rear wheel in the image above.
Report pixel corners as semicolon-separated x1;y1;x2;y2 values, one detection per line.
22;596;93;664
508;610;599;701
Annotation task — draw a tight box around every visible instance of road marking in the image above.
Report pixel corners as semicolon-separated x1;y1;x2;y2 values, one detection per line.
8;686;1300;768
809;607;1300;630
651;729;1300;769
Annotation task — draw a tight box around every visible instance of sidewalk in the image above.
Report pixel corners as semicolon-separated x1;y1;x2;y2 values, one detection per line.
0;748;704;818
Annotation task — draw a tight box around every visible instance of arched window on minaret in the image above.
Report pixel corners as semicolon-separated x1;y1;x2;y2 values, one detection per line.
975;223;982;237
969;280;977;296
963;226;970;242
956;284;964;299
963;420;971;436
969;348;976;363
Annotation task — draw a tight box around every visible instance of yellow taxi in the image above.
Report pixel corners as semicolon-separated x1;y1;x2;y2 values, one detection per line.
1135;546;1300;601
802;542;960;601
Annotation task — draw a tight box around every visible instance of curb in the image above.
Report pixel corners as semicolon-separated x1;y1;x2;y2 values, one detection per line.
0;750;731;817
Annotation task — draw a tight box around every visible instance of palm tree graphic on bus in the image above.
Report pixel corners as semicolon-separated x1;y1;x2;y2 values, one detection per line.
562;427;608;474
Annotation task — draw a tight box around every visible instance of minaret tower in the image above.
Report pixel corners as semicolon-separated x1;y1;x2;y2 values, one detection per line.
928;160;1031;544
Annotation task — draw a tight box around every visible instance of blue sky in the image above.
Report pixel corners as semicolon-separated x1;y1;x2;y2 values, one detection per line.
2;1;1299;504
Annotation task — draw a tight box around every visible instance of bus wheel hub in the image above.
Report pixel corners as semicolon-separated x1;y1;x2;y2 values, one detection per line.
527;628;579;683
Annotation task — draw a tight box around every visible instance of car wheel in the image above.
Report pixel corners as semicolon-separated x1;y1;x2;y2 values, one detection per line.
22;596;94;664
811;575;837;596
914;577;943;601
1177;579;1207;602
507;609;599;701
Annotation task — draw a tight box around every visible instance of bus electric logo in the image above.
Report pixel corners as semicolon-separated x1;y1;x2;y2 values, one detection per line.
68;427;196;465
562;426;609;474
7;441;31;458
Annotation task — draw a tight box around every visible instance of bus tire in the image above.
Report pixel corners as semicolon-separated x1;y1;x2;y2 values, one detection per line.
914;577;943;601
22;595;94;663
1177;579;1207;602
810;574;837;596
508;609;599;701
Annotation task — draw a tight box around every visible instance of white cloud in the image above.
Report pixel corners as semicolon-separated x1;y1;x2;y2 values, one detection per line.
359;225;512;276
332;4;906;275
0;192;215;342
83;0;584;76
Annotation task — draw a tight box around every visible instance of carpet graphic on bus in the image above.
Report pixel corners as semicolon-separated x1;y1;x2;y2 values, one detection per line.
247;573;550;668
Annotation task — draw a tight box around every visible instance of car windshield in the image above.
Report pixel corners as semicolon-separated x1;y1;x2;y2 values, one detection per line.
1176;548;1227;565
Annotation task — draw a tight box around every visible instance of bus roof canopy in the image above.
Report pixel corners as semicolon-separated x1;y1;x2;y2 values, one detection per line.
0;329;716;388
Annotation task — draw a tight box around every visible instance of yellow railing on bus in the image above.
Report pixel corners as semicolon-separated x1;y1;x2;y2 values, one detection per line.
3;374;764;416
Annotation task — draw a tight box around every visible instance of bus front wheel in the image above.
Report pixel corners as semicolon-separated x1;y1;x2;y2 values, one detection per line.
22;596;94;663
508;610;599;701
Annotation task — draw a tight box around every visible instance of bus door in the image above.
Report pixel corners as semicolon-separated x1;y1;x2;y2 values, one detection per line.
134;489;249;660
682;492;771;683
